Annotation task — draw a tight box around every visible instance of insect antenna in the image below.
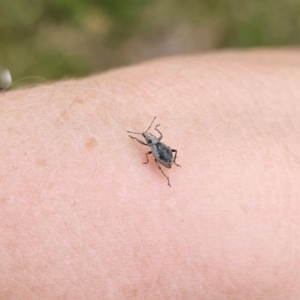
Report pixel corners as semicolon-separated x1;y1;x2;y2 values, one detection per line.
127;130;142;135
145;116;156;132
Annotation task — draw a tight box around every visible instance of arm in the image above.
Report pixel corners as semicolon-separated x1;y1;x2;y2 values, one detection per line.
1;49;300;299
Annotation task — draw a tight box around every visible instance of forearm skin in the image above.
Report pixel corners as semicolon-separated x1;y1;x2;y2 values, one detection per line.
1;50;300;299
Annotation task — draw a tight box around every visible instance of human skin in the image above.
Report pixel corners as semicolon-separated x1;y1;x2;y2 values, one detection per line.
1;49;300;299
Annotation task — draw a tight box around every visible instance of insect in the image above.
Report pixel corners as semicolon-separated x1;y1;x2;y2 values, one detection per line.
127;117;181;187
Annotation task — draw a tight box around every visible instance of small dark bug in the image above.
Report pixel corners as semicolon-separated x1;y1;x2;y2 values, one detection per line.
127;117;181;187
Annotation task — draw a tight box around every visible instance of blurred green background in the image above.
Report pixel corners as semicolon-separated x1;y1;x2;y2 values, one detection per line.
1;0;300;87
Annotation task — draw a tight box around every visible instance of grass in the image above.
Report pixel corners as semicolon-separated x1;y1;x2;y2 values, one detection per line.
1;0;300;87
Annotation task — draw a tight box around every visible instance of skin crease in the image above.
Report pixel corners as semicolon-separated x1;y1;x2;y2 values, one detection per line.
1;50;300;299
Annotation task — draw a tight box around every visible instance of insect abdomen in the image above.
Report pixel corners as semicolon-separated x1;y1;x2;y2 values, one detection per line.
152;142;173;168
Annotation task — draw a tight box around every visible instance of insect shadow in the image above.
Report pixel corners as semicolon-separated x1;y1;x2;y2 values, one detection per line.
127;117;181;187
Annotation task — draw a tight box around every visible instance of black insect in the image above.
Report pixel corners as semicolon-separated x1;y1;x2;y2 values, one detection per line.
127;117;181;187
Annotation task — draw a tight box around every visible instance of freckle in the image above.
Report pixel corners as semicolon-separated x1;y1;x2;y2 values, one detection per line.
0;197;8;204
7;126;20;135
121;287;138;298
37;261;48;273
272;265;279;276
239;204;248;213
85;137;98;151
35;159;47;166
60;109;69;121
74;97;84;104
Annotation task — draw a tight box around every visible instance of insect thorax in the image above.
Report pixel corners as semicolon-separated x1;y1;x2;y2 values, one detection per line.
143;132;158;145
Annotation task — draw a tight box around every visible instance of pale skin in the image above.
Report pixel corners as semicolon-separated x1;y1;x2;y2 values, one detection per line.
1;49;300;299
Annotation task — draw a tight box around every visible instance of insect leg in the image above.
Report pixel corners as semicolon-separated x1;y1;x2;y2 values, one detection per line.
155;124;163;141
142;151;152;164
172;149;181;167
128;135;148;146
155;159;171;187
